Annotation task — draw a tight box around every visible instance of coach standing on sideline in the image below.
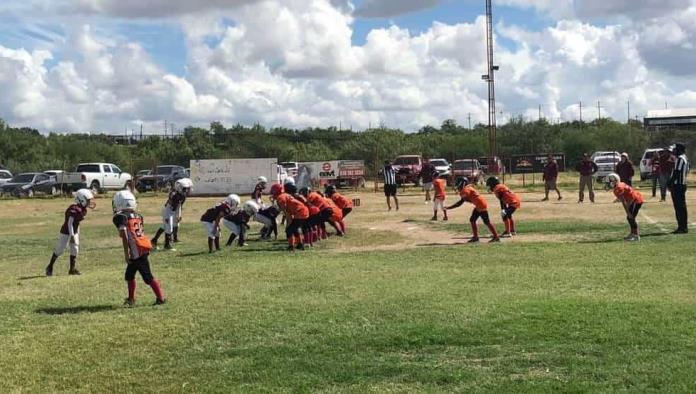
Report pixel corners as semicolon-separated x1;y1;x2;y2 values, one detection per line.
542;154;562;201
420;157;436;203
669;143;689;234
575;153;598;203
381;160;399;211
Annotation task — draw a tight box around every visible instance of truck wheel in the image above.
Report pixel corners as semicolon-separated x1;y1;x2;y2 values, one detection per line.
90;181;100;195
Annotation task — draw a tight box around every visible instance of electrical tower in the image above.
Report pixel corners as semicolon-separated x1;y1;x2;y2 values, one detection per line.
482;0;499;165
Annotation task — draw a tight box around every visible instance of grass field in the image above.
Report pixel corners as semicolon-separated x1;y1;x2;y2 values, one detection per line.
2;175;696;392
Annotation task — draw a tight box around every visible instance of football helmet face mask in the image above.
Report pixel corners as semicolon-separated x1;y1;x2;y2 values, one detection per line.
112;190;137;213
242;200;260;216
606;173;621;188
175;178;193;194
257;176;268;184
455;177;470;191
284;176;295;186
299;187;311;197
75;188;96;209
485;176;500;191
284;183;298;195
324;185;337;196
225;194;241;208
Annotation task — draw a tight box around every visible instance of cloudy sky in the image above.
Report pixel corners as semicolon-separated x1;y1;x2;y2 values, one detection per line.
1;0;695;134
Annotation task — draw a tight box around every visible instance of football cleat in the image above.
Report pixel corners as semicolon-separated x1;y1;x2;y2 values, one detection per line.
489;237;501;243
467;237;480;243
153;298;167;306
123;298;136;308
68;268;81;275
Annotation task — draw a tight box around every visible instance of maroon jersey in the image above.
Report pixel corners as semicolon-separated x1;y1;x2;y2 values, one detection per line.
165;190;186;211
252;183;264;201
200;202;232;223
224;210;251;225
60;204;87;235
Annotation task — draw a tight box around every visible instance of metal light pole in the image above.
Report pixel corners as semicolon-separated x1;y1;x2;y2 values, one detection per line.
482;0;499;172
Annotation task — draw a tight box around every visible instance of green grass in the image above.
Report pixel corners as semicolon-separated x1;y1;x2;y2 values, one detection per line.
2;197;696;392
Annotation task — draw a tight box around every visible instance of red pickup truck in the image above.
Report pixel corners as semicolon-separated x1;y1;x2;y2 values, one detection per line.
392;155;423;186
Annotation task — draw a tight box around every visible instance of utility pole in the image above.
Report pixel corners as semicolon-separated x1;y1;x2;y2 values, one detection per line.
538;104;542;122
483;0;499;160
579;101;583;130
164;120;167;137
467;113;472;130
597;100;601;122
627;100;630;124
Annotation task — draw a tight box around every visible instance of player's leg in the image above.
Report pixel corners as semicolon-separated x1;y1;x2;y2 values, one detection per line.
506;207;518;235
46;233;69;276
468;210;481;242
137;256;165;305
163;211;175;250
124;261;138;306
68;233;81;275
481;211;500;241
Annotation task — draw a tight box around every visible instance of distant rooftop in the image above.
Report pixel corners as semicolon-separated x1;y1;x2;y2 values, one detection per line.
644;108;696;130
646;108;696;118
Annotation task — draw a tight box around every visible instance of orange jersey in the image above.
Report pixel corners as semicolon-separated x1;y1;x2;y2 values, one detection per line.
323;197;343;222
307;192;331;211
433;179;446;200
330;193;353;209
493;184;521;208
613;182;644;204
276;194;309;219
459;185;488;212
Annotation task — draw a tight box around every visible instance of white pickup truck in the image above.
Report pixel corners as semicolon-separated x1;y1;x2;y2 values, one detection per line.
57;163;132;194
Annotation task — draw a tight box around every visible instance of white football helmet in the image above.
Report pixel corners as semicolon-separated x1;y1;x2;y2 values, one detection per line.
606;172;621;188
225;194;241;208
242;200;260;216
284;176;295;185
175;178;193;193
112;190;137;213
257;176;268;184
75;189;95;209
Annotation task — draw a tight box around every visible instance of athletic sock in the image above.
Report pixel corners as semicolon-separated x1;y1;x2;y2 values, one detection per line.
504;218;511;233
172;226;179;242
127;280;136;300
152;228;164;244
69;255;77;271
149;279;164;301
226;233;236;246
214;237;220;251
208;238;214;252
47;253;58;269
470;222;479;238
509;218;516;233
339;221;346;234
486;223;499;238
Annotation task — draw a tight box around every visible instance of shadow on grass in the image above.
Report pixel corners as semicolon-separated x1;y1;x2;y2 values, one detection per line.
35;304;118;315
18;275;46;281
178;251;211;257
416;242;472;247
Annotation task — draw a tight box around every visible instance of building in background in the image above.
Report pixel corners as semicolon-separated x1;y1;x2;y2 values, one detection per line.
644;109;696;132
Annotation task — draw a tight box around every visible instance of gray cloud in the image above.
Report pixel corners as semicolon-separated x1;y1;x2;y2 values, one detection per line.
575;0;694;19
354;0;442;18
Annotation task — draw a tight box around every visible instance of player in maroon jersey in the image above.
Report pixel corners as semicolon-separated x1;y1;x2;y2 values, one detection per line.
45;189;95;277
151;178;193;250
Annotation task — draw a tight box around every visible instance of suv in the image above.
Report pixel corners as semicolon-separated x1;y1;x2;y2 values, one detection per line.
429;159;451;179
0;169;12;186
452;159;484;184
593;153;621;182
639;148;663;181
136;165;186;193
392;155;423;185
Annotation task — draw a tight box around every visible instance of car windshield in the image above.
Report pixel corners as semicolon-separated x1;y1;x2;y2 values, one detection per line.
12;174;35;182
430;160;447;167
281;163;296;169
595;157;619;164
394;157;419;165
454;161;475;170
155;167;174;175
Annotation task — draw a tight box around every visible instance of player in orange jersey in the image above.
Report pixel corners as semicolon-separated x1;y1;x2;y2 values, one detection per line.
486;177;521;238
445;177;500;243
431;171;448;221
325;185;353;234
275;192;310;251
607;173;644;241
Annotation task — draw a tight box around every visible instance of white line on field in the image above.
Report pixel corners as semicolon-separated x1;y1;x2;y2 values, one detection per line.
640;211;669;233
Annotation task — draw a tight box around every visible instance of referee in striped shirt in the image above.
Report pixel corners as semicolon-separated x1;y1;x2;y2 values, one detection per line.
381;160;399;211
669;143;689;234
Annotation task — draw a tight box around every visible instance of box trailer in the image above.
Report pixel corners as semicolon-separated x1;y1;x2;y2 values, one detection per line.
189;158;285;196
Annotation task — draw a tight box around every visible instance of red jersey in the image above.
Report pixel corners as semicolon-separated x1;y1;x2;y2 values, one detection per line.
307;192;331;211
433;179;446;200
277;194;309;219
613;182;644;204
323;197;343;222
200;201;232;223
493;184;521;208
60;204;87;235
330;193;353;209
459;185;488;212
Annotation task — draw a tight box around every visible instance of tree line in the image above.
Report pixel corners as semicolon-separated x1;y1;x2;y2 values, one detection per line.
1;117;694;176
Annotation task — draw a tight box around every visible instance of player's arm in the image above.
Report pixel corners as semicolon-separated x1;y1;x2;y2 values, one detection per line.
445;199;465;210
119;228;130;265
67;216;76;243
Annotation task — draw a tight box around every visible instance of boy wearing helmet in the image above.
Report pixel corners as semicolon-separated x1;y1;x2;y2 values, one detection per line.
486;176;521;237
325;185;353;234
256;205;280;240
431;172;448;221
222;200;259;247
200;195;237;253
275;192;309;251
45;189;95;276
112;190;166;306
445;178;500;243
607;173;644;241
151;178;193;250
252;176;268;206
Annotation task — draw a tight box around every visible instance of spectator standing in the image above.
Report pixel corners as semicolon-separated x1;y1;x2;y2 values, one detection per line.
650;151;660;198
575;153;598;203
668;143;689;234
420;158;436;203
381;160;399;211
542;154;562;201
658;149;675;202
615;153;635;186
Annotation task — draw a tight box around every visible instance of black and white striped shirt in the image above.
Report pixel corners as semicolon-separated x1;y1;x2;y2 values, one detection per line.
672;154;689;186
382;165;396;185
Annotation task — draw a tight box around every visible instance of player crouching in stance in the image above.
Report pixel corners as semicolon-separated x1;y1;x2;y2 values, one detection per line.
487;176;521;238
112;190;165;307
200;195;237;253
151;178;193;251
46;189;95;276
222;200;260;247
445;178;500;243
272;184;309;251
256;205;280;240
325;185;353;234
300;187;337;240
607;173;644;241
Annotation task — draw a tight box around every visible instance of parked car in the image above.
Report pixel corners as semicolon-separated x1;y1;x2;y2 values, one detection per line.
478;156;505;175
56;163;133;193
392;155;423;186
429;159;451;179
0;172;60;197
281;162;299;178
593;153;621;182
136;165;186;193
591;151;620;161
639;148;663;181
0;169;13;186
452;159;484;184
